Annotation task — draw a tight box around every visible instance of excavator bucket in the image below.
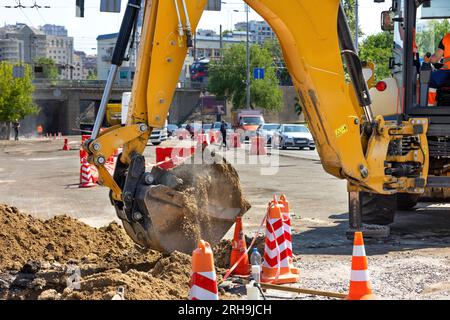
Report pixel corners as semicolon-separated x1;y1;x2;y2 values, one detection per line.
117;148;251;254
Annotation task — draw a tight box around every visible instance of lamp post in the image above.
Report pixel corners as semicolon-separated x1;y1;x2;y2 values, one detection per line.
234;4;251;109
245;4;250;109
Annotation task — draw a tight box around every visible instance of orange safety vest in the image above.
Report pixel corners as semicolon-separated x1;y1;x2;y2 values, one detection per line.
413;29;418;54
443;33;450;69
37;125;43;134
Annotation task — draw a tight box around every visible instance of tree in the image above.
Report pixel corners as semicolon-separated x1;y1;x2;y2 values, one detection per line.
0;62;39;139
87;69;97;80
358;31;394;81
208;43;283;111
263;39;292;86
341;0;364;42
416;19;450;56
34;57;59;80
221;30;233;37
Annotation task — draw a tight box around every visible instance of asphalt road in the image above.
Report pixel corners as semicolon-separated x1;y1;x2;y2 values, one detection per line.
1;137;450;299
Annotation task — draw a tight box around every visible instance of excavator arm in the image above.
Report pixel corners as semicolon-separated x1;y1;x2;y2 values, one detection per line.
84;0;429;252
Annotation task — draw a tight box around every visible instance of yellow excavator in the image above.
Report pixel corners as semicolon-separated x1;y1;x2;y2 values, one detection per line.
85;0;447;253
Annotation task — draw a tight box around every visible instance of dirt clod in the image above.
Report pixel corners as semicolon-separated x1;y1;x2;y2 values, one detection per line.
0;204;235;300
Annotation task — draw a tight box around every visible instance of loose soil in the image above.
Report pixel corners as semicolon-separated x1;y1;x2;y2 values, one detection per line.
0;204;236;300
170;158;251;249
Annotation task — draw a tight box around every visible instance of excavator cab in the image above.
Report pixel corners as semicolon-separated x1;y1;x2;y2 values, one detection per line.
358;0;450;229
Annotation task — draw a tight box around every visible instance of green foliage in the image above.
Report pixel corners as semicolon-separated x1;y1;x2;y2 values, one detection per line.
342;0;364;41
263;39;292;86
221;30;233;37
0;61;39;122
358;31;394;81
416;19;450;56
34;57;59;80
208;43;283;111
294;96;302;116
87;69;97;80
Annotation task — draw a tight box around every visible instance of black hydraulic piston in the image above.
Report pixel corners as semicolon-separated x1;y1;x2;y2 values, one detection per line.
111;0;142;66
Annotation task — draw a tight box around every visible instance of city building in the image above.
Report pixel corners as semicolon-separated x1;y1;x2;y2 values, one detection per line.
192;29;248;60
0;23;47;64
234;20;275;45
74;50;97;79
41;25;74;79
40;24;68;37
0;38;24;62
72;51;84;80
97;33;134;83
45;35;74;79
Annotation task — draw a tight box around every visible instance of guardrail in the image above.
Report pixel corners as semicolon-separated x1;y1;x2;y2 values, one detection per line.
32;79;207;90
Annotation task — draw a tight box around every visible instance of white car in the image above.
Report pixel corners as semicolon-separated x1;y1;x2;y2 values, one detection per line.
149;126;168;146
256;123;281;145
274;124;315;150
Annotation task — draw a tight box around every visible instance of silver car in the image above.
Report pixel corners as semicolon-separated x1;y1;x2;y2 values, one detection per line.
274;124;315;150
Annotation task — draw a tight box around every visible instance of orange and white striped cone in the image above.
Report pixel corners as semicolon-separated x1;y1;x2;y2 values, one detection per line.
188;240;219;300
79;158;96;188
261;195;299;284
347;232;376;300
278;195;299;275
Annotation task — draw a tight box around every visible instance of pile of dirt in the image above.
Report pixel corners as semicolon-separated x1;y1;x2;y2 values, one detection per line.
0;204;236;300
213;236;266;270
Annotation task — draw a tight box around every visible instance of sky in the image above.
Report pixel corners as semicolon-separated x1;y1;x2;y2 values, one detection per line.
0;0;392;55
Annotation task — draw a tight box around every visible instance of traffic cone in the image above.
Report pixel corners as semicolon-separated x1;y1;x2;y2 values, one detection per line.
250;136;267;155
347;232;376;300
62;138;70;151
278;195;299;275
261;195;299;284
230;133;241;148
229;217;250;276
210;132;217;144
188;240;219;300
79;158;96;188
197;134;209;148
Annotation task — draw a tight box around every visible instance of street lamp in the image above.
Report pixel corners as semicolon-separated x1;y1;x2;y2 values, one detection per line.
233;4;251;109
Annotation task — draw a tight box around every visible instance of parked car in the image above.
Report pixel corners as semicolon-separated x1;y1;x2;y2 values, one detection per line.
256;123;281;145
274;124;315;150
202;123;213;134
149;121;168;146
167;124;179;137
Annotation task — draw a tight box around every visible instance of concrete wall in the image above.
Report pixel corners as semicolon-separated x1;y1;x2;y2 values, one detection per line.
22;86;202;135
264;86;305;124
169;90;202;124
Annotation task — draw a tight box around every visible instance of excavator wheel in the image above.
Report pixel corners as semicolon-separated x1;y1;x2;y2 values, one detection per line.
361;192;396;225
397;193;420;210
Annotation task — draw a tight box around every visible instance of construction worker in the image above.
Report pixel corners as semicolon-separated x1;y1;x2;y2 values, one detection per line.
220;120;228;150
37;125;43;138
428;32;450;106
12;120;20;141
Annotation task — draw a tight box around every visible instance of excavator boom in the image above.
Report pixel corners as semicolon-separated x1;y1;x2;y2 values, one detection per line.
85;0;429;252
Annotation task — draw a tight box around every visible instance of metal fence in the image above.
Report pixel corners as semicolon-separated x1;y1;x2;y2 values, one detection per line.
32;79;206;90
